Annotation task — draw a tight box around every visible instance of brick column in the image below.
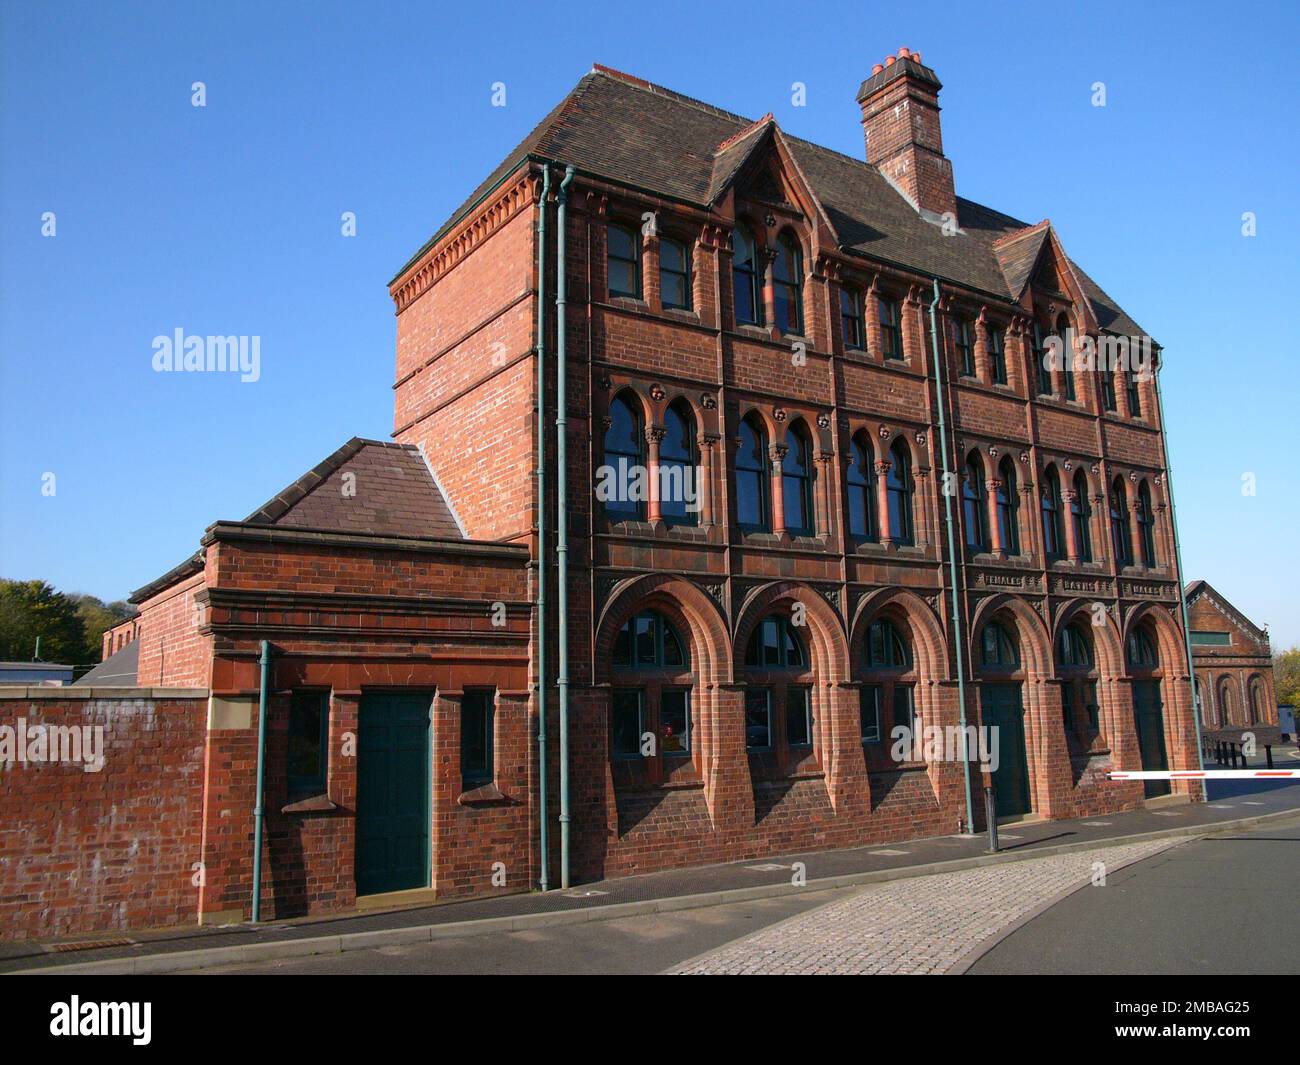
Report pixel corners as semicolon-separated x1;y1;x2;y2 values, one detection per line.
770;442;788;536
431;689;462;894
646;425;664;525
875;460;893;545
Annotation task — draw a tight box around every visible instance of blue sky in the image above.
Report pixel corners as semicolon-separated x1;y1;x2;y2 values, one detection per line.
2;0;1297;648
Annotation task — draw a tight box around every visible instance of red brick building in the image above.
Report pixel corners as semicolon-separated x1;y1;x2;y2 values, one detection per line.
1;51;1209;938
1185;580;1278;738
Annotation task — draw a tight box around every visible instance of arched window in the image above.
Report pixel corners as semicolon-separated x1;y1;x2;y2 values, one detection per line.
1058;622;1099;732
736;413;770;532
773;231;803;335
611;609;691;760
1058;623;1094;667
981;621;1020;669
997;457;1020;554
962;453;988;552
1217;678;1234;725
745;615;807;669
1249;682;1262;725
1197;678;1213;726
1137;480;1157;567
613;610;689;670
1056;315;1076;402
1110;478;1133;566
1032;322;1053;396
1072;469;1093;563
886;439;914;545
732;224;762;326
1041;466;1064;561
865;619;912;669
846;435;876;541
603;392;645;520
862;618;915;746
744;615;812;756
1126;627;1158;668
782;422;814;536
607;223;640;299
659;236;691;311
840;286;864;349
661;401;697;525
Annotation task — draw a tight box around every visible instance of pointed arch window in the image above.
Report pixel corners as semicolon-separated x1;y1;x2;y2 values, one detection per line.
846;435;876;541
1058;623;1094;668
736;413;770;532
997;457;1020;555
1110;478;1133;566
1032;322;1053;396
732;224;762;326
611;610;692;761
773;232;803;335
603;392;645;521
1072;469;1093;562
981;621;1020;669
613;610;689;670
782;422;814;536
1137;480;1157;566
1041;466;1065;561
661;401;697;525
745;616;807;670
607;223;641;299
1126;627;1159;668
1218;679;1234;725
886;439;914;544
963;454;989;552
862;618;914;747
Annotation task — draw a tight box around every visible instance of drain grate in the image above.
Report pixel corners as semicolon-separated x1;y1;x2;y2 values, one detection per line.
50;937;135;953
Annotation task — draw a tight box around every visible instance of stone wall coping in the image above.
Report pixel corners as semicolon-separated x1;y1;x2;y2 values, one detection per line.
0;686;210;700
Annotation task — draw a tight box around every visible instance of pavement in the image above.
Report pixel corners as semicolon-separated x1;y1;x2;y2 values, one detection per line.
6;758;1299;976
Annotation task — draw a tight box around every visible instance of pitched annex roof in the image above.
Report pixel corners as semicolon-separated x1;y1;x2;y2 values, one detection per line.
397;64;1147;336
73;641;139;687
242;437;464;540
1184;580;1269;644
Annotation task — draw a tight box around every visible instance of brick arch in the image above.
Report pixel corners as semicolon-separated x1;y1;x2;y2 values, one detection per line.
880;428;923;472
961;445;993;481
662;392;707;433
849;587;949;684
737;404;780;443
1121;603;1187;680
969;593;1052;678
602;384;654;430
593;574;733;687
1051;598;1123;678
733;580;849;684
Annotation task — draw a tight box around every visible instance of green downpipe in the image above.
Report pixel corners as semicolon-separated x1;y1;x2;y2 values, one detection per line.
928;279;976;834
535;165;551;892
251;640;272;922
1153;359;1207;774
556;165;575;889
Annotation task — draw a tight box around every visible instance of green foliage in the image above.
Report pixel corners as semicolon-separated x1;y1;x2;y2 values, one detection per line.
0;579;135;667
1274;646;1300;708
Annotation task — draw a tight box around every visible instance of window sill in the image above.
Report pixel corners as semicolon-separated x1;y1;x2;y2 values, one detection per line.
282;793;336;814
458;782;510;806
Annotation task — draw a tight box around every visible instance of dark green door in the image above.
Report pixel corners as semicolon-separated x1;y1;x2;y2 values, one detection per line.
982;683;1030;818
1132;681;1170;798
356;692;431;896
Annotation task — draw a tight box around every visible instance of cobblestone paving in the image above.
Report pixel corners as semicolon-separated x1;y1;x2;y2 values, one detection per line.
669;838;1182;975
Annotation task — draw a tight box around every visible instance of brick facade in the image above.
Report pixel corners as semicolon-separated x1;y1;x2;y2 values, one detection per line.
1185;581;1277;734
1;51;1210;939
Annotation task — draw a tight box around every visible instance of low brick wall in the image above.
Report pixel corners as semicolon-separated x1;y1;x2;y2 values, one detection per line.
0;688;208;940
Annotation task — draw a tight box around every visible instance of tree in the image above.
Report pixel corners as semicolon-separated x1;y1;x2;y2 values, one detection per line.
70;593;136;664
1274;646;1300;708
0;580;89;664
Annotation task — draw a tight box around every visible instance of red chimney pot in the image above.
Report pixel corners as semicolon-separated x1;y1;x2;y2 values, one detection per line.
871;63;883;75
898;47;910;58
884;55;895;67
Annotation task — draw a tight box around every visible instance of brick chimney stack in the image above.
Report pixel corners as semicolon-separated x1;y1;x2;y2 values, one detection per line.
857;47;957;220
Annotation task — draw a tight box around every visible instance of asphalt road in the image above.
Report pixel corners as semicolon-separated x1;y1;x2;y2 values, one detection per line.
969;813;1300;975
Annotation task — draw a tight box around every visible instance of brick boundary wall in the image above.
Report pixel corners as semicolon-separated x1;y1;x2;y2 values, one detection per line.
0;688;208;940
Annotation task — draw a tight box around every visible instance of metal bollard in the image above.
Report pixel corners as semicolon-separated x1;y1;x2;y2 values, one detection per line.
1266;745;1274;769
984;785;999;853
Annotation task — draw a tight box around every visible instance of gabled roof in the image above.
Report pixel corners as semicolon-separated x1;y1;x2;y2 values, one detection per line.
242;438;464;540
73;641;139;687
993;221;1052;298
131;438;465;603
1185;580;1269;644
396;64;1149;337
